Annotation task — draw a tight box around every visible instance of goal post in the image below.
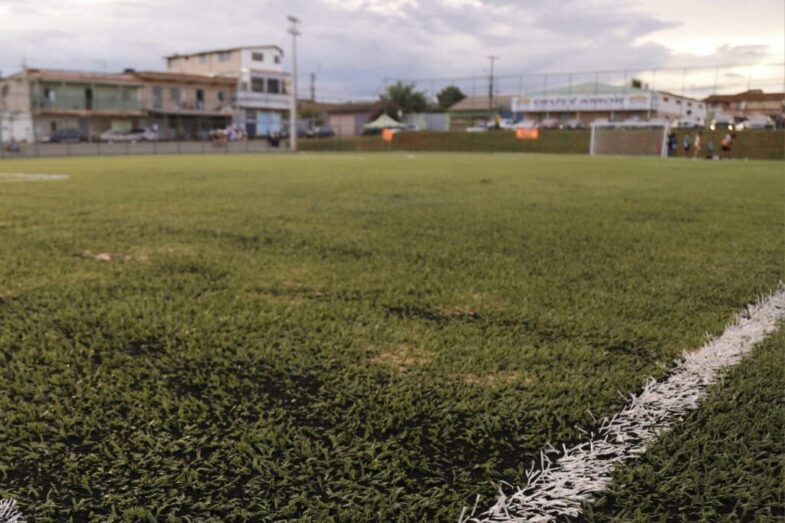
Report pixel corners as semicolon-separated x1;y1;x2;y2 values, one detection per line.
590;120;670;157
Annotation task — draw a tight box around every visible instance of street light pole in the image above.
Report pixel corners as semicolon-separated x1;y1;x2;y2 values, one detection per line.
488;55;499;124
288;15;301;152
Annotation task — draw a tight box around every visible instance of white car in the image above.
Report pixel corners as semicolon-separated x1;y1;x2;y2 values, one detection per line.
128;128;160;141
709;114;737;132
740;116;774;130
513;120;539;129
99;129;135;143
466;123;488;133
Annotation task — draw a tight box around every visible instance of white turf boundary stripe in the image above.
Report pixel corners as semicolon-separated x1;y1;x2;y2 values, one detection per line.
460;286;785;523
0;499;24;523
0;173;69;182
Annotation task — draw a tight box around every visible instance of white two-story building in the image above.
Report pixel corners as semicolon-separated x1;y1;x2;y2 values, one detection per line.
165;45;291;137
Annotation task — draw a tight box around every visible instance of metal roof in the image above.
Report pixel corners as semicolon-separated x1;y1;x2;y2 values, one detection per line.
165;45;284;60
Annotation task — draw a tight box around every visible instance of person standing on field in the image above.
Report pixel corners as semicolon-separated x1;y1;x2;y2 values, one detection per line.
693;131;702;159
720;132;734;159
667;131;677;157
683;132;692;156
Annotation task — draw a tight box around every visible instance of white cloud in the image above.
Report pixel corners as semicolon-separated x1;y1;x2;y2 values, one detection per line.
0;0;780;99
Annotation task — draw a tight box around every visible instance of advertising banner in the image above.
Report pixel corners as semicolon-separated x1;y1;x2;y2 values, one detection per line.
514;93;651;112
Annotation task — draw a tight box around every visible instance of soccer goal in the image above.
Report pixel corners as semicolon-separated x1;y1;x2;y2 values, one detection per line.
589;120;670;157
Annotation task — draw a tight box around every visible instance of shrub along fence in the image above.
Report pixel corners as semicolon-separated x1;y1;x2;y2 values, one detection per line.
300;129;784;160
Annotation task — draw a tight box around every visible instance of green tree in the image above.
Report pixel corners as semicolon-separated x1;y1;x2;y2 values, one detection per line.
382;81;429;115
436;85;466;111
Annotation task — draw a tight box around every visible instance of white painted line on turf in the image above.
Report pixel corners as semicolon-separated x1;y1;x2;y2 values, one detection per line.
0;173;69;182
460;286;785;523
0;499;24;523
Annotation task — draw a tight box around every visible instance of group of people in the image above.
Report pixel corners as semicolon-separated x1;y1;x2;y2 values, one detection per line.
667;130;735;159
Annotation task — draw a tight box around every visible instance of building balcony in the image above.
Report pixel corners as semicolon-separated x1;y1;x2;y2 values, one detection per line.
146;101;235;117
33;97;143;116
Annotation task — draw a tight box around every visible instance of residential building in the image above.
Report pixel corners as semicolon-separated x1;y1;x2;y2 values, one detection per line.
1;68;143;142
165;45;291;137
133;71;235;140
703;90;785;121
0;68;238;142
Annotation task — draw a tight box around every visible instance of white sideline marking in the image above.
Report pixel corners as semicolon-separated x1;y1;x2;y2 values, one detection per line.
460;286;785;523
0;173;69;182
0;499;24;523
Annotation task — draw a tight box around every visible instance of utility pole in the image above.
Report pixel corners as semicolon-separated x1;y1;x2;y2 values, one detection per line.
488;55;499;123
310;72;316;102
288;15;301;152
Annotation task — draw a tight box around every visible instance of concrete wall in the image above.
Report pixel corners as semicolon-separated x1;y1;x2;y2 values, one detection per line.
0;74;34;141
404;113;450;131
166;51;242;77
329;114;359;137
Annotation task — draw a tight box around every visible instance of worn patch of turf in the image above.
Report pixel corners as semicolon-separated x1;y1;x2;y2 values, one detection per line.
0;153;782;520
584;326;785;522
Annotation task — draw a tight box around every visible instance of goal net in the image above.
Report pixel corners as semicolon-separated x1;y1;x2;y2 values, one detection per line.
590;120;670;157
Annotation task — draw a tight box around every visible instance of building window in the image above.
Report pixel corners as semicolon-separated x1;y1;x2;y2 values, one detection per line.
219;51;232;62
218;91;225;102
153;86;163;109
196;89;204;109
274;55;281;64
663;96;669;102
267;78;280;94
44;87;56;102
251;77;265;93
170;87;180;101
1;85;8;98
199;55;207;64
252;52;264;62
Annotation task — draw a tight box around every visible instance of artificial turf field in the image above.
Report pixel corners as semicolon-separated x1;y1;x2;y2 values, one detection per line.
0;153;783;521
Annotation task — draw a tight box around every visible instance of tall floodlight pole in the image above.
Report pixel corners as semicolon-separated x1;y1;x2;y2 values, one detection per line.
288;15;301;152
488;56;499;123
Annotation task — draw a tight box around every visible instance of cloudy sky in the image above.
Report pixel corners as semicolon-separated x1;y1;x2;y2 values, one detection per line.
1;0;782;99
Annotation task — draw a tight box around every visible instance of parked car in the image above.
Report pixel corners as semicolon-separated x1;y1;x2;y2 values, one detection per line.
466;122;488;133
539;118;562;130
128;128;160;141
563;119;588;130
46;128;85;143
709;114;737;131
738;116;774;130
99;129;134;143
305;126;336;138
513;120;539;129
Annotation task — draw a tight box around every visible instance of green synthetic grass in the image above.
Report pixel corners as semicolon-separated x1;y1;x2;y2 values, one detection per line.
584;327;785;522
0;153;783;521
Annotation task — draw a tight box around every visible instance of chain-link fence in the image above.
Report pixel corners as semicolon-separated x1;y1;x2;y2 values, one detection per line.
382;63;785;107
